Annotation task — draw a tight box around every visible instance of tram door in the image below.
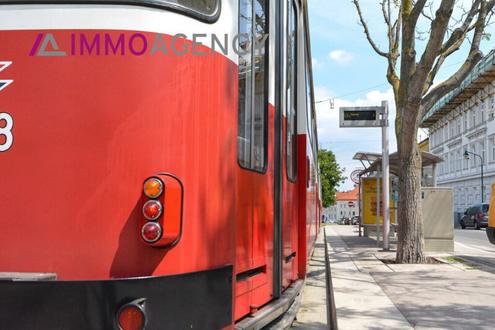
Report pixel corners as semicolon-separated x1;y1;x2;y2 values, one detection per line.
280;0;299;290
235;0;274;320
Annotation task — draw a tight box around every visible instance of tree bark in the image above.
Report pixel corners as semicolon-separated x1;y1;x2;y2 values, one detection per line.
396;106;426;263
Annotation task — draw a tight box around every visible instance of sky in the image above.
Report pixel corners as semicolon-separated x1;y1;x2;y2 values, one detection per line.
308;0;495;191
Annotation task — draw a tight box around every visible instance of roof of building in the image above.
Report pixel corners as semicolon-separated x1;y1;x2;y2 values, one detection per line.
421;50;495;128
335;187;359;201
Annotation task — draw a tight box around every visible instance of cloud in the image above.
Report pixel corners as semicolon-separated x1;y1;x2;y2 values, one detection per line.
315;87;397;190
328;49;354;64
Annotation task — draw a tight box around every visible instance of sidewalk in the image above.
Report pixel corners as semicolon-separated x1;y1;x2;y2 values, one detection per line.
326;226;412;329
328;225;495;330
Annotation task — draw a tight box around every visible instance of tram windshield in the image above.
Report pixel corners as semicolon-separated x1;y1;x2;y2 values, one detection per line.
154;0;218;15
0;0;219;17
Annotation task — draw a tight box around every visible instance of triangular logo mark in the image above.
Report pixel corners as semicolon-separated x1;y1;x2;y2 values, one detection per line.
0;61;12;72
0;80;13;92
37;33;67;57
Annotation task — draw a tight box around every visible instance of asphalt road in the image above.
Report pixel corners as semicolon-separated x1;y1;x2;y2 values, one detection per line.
454;228;495;253
454;228;495;269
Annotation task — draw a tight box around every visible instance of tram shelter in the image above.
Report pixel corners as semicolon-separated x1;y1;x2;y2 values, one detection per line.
354;151;453;252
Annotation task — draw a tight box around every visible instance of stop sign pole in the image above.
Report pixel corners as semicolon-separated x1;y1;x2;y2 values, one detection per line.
340;101;390;251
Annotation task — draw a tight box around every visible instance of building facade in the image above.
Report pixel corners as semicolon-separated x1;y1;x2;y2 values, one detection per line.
422;51;495;213
326;187;359;222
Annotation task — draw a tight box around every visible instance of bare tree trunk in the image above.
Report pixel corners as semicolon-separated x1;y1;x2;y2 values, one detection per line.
396;107;426;263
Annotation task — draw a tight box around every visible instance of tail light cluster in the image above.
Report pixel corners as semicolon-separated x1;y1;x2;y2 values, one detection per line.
140;174;184;247
141;178;164;243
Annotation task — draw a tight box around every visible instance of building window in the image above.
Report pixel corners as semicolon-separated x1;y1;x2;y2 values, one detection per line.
480;141;486;165
463;148;469;170
490;137;495;162
238;0;268;172
450;151;455;173
471;144;477;168
464;113;468;130
456;149;461;172
472;110;476;128
489;98;495;121
442;154;449;174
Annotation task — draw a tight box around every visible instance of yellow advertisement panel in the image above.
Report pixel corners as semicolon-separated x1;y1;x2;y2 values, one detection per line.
362;177;396;225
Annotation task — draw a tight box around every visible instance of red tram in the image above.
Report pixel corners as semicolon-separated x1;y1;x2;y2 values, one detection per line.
0;0;321;329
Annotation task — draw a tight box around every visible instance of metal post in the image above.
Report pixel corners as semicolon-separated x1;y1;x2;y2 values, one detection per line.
358;176;362;237
464;150;484;204
376;166;381;247
381;101;390;251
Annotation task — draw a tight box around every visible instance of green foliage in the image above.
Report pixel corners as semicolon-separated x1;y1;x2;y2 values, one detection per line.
318;149;346;208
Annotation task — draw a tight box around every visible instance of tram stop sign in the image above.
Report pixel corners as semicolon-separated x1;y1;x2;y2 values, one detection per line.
339;106;384;127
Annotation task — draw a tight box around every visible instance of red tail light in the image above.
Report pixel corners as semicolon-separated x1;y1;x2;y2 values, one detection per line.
141;222;162;243
142;200;163;221
116;298;147;330
140;173;183;247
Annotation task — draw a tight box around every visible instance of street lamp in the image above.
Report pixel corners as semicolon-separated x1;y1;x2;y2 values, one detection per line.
464;150;484;203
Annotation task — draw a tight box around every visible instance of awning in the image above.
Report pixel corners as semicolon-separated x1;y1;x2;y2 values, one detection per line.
360;151;443;176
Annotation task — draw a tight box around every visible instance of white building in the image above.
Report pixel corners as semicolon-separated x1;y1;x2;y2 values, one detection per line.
326;187;359;222
422;51;495;214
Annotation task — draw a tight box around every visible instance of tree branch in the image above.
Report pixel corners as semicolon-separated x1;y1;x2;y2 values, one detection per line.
382;0;391;28
410;0;456;103
388;6;401;104
421;0;490;112
440;0;481;54
352;0;389;58
410;0;429;26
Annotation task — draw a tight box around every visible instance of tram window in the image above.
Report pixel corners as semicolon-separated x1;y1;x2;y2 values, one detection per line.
306;55;313;149
286;0;297;182
238;0;268;172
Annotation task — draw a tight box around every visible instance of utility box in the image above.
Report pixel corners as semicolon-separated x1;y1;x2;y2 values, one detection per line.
422;187;454;252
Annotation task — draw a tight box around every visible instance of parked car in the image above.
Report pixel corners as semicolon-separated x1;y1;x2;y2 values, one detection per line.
351;216;360;225
460;203;489;229
339;217;351;225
